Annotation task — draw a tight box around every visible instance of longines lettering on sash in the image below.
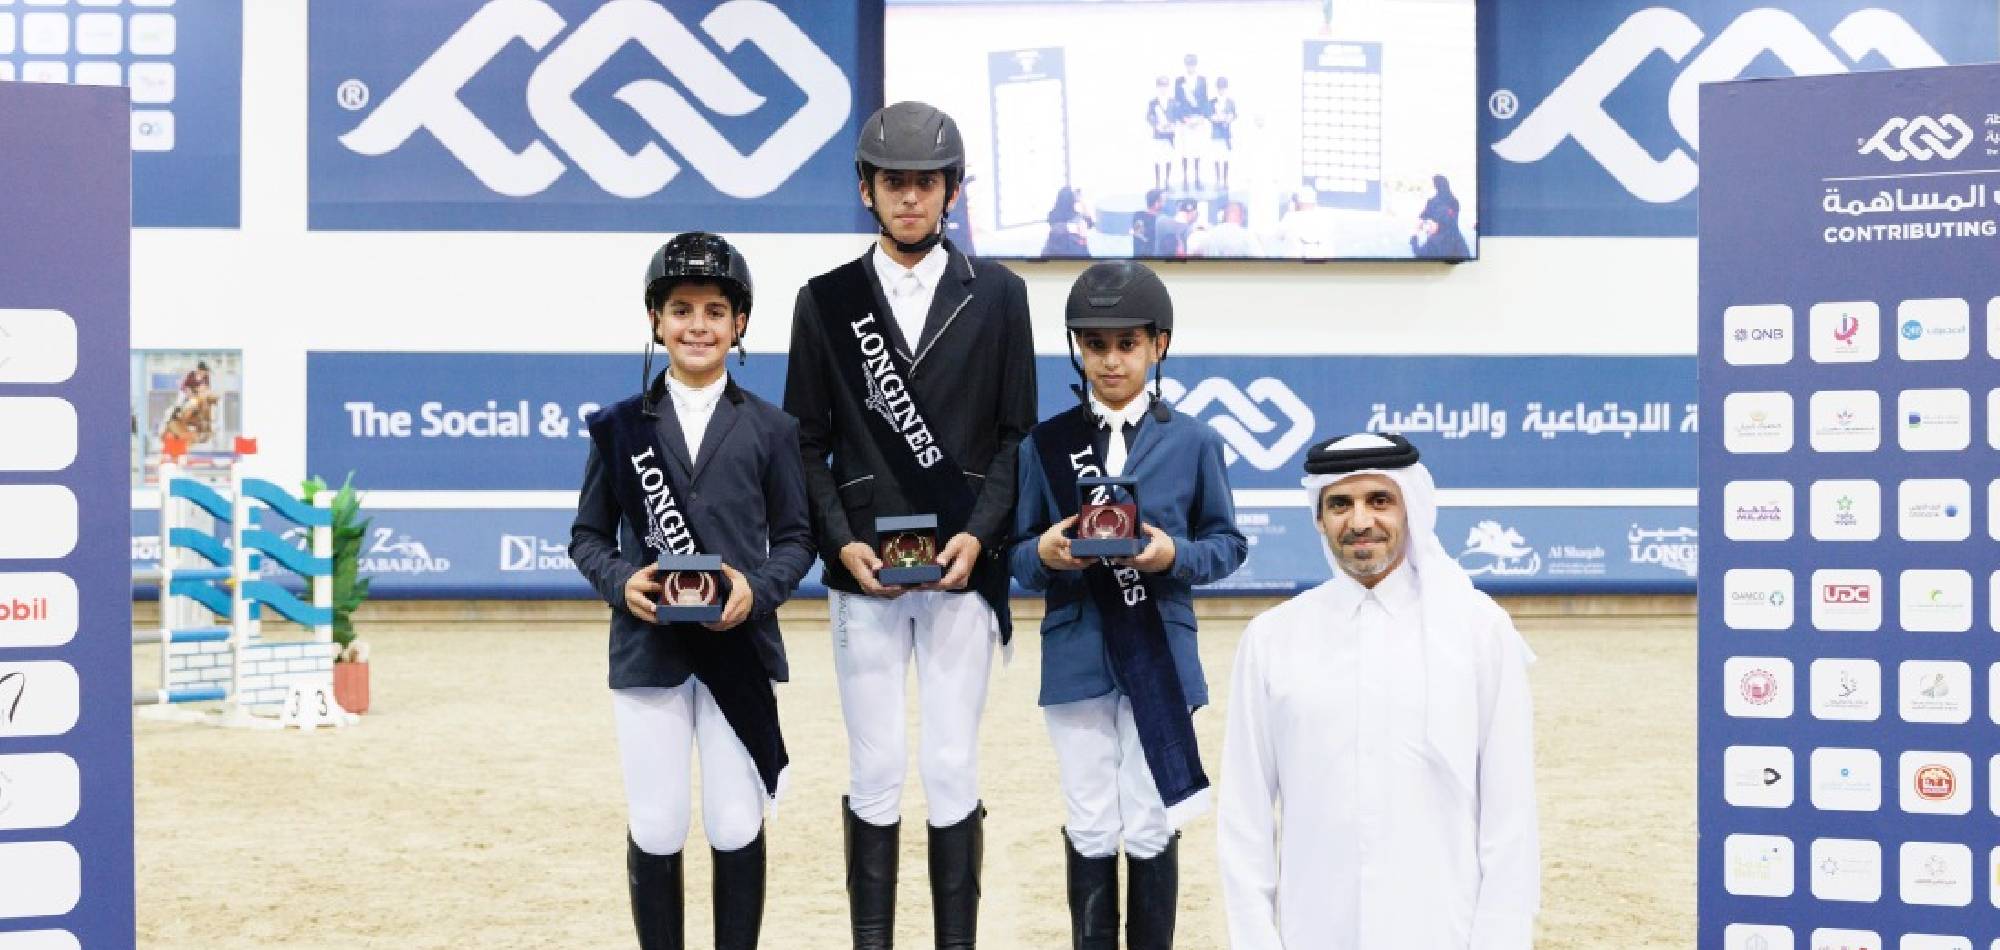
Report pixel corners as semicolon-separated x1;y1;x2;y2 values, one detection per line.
849;313;944;467
629;445;695;556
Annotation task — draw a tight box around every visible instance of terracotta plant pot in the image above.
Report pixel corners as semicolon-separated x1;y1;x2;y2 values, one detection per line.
333;660;370;715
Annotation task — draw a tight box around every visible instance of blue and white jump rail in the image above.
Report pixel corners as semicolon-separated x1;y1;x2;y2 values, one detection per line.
136;460;353;728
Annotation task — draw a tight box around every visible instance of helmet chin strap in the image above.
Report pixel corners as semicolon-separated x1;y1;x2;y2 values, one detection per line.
866;178;956;255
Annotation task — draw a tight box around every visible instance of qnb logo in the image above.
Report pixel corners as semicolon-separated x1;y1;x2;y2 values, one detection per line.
1858;114;1975;162
1158;377;1315;471
340;0;852;199
1491;8;1946;203
1823;583;1872;604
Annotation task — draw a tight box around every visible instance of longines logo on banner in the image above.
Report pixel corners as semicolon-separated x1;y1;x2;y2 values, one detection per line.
338;0;853;199
361;527;453;575
1859;114;1975;161
1490;8;1947;203
1627;525;1696;578
500;534;575;572
1158;376;1315;471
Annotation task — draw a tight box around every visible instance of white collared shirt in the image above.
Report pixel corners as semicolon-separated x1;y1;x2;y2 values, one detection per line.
1089;393;1152;477
871;242;949;354
665;373;727;465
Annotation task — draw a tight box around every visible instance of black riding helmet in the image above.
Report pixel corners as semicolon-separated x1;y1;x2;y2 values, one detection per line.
644;231;754;330
638;232;753;415
855;102;966;255
1063;261;1175;418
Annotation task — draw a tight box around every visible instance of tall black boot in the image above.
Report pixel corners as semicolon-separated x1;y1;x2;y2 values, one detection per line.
844;797;899;949
713;829;767;950
1063;831;1118;950
1125;833;1179;950
928;803;985;949
627;835;685;950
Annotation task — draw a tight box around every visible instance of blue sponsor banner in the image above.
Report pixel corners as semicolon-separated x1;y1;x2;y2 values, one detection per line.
1479;0;1993;236
133;504;1693;599
295;351;1699;596
311;352;1696;491
0;1;242;227
0;83;134;948
1698;65;2000;943
307;0;880;232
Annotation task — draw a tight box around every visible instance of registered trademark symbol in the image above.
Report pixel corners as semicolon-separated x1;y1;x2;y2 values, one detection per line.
1488;89;1519;121
337;79;371;112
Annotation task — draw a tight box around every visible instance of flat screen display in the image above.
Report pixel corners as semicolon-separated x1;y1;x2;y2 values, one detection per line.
884;0;1478;261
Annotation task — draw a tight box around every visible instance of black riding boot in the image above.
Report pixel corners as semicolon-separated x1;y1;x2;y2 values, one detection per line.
1063;831;1119;949
1125;833;1180;950
844;797;899;949
713;829;767;950
928;803;985;949
627;835;685;950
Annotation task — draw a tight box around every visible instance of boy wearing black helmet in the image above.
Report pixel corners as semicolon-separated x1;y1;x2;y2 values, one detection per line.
1007;261;1247;949
570;232;816;950
783;101;1037;949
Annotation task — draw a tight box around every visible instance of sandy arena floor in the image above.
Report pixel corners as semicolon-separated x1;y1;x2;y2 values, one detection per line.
133;607;1694;948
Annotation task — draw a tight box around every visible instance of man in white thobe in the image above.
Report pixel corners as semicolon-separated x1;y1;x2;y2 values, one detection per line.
1218;433;1539;949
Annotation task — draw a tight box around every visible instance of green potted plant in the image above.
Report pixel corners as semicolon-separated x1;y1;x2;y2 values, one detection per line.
302;474;373;714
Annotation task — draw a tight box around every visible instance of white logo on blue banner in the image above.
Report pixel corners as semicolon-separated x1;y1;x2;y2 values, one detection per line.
1808;837;1881;902
1808;300;1879;363
1809;747;1880;811
1858;114;1974;161
1158;376;1316;471
1809;657;1879;722
1481;2;1995;236
339;0;851;200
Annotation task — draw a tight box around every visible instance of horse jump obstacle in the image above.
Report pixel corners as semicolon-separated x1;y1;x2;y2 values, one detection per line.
135;458;348;727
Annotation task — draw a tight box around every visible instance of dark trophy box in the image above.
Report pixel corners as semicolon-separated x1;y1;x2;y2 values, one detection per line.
876;514;942;586
656;553;724;623
1072;477;1144;558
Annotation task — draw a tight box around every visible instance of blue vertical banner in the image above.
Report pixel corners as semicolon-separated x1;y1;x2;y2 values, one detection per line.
1700;65;2000;946
0;84;134;947
1480;0;1994;236
306;0;880;232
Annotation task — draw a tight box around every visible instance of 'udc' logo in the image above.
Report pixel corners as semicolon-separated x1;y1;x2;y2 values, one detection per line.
1823;584;1871;604
339;0;852;199
1490;8;1947;203
500;535;575;572
362;527;452;575
1159;376;1315;471
1858;114;1975;162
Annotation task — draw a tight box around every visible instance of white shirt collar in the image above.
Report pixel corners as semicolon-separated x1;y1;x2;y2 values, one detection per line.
1324;559;1419;620
1090;393;1152;432
871;242;950;297
664;372;727;412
